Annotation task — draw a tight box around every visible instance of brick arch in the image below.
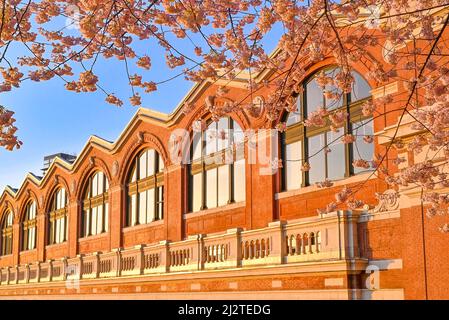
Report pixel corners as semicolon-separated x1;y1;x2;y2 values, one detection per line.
42;175;70;213
17;190;40;223
275;57;375;126
0;201;14;226
182;97;251;133
118;131;169;186
75;157;113;202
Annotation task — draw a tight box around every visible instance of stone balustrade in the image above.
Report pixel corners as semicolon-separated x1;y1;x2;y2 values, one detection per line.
0;211;361;286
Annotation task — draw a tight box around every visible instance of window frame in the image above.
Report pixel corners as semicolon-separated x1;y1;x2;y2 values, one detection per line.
281;66;373;191
1;210;13;256
21;200;37;251
188;116;246;213
47;188;68;245
126;149;165;227
82;171;109;237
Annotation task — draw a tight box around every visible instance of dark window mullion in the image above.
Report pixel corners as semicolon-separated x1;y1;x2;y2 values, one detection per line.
229;119;235;204
154;154;159;221
63;193;68;242
324;133;329;180
102;176;106;233
136;157;141;226
201;129;207;211
345;92;354;177
304;83;311;187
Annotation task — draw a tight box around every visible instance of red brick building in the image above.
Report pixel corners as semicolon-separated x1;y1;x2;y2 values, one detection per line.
1;32;449;300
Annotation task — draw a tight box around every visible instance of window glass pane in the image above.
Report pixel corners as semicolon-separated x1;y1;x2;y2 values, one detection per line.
286;98;302;127
33;201;37;218
29;228;35;249
65;216;68;241
352;72;371;101
325;69;343;110
58;189;66;209
206;122;217;155
139;191;147;224
233;121;245;144
218;165;230;206
56;190;61;209
147;189;155;223
131;194;137;226
84;210;90;236
97;205;103;234
308;134;326;184
234;159;246;202
327;130;346;180
353;119;374;174
91;207;98;235
192;131;202;160
56;219;61;243
285;141;302;190
29;202;36;219
56;190;60;209
55;219;59;243
147;149;156;176
92;173;98;196
157;187;164;219
99;172;105;194
192;173;203;212
139;152;147;179
104;203;109;232
206;168;218;209
306;78;323;117
217;117;229;151
130;166;137;183
158;154;165;172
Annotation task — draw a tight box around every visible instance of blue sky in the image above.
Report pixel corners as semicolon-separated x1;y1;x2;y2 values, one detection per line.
0;61;192;192
0;17;282;193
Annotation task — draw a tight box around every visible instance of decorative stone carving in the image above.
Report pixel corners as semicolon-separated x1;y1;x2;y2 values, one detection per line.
247;96;265;118
70;180;77;194
89;156;95;167
372;189;400;213
137;131;145;144
205;95;215;108
112;160;120;177
54;175;59;185
39;195;44;208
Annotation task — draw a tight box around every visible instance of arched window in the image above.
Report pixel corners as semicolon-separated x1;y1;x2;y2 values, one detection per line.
126;149;165;227
1;210;13;256
47;188;68;245
189;117;246;213
22;200;37;251
82;172;109;237
281;68;373;191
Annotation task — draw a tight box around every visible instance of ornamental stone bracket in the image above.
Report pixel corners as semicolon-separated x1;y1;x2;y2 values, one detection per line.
359;189;401;222
372;189;400;213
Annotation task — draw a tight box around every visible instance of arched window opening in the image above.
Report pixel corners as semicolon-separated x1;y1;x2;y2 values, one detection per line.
48;188;68;245
82;171;109;237
1;210;13;256
22;200;37;251
281;67;373;191
126;149;165;227
189;117;246;213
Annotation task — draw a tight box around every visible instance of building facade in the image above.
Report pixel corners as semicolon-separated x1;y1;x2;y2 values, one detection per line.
1;38;449;300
